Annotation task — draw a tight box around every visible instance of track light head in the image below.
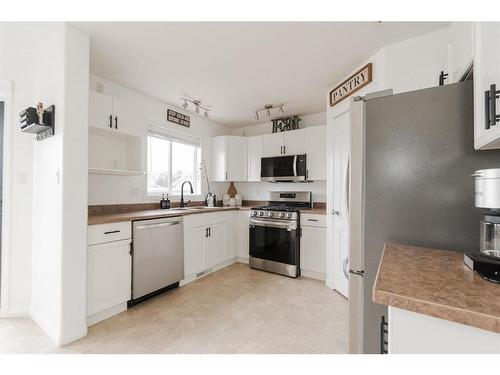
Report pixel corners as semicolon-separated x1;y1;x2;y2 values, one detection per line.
204;110;209;118
195;105;200;114
182;100;188;109
255;112;259;120
280;105;284;114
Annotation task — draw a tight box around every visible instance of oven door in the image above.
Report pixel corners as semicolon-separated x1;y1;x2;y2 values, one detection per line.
249;218;298;265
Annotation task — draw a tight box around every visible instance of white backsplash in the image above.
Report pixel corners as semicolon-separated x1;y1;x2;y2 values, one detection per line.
233;181;326;204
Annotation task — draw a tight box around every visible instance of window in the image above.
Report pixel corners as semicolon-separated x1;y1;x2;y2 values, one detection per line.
147;131;201;196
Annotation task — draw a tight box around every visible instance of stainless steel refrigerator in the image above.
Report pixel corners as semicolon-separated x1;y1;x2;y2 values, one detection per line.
348;80;500;353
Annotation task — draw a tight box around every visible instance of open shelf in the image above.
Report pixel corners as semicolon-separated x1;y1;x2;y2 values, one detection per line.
88;168;146;176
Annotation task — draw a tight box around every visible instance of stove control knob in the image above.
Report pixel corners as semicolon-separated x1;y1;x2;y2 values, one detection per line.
268;212;274;217
287;213;293;219
259;211;264;217
251;211;257;216
279;212;285;218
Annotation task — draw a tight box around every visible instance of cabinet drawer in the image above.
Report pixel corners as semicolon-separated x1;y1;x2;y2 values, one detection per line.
300;214;326;228
88;221;131;245
183;211;227;229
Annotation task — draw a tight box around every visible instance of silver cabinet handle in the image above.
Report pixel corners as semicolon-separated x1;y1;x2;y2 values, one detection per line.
343;257;349;279
307;219;318;222
104;230;121;235
135;221;181;230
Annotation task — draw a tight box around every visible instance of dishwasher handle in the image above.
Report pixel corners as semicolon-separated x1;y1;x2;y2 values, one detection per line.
135;220;181;230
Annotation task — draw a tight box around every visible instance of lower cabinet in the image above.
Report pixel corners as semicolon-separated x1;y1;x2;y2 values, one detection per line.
300;214;326;280
183;212;231;282
87;238;132;325
238;210;250;261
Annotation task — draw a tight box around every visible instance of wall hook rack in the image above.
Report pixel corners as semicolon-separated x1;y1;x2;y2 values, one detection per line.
19;103;55;141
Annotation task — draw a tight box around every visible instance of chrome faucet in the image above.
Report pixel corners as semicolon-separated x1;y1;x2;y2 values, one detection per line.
180;180;194;207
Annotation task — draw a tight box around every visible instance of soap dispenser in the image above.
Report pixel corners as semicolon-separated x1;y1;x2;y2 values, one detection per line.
160;194;170;209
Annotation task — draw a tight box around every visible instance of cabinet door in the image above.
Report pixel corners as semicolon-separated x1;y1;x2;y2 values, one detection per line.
112;97;144;137
300;226;326;276
474;22;500;149
238;211;250;260
226;211;239;260
211;136;227;182
89;90;113;131
225;137;248;181
248;135;264;181
306;126;326;180
263;133;284;157
207;222;226;267
283;128;307;155
184;226;207;276
87;239;132;316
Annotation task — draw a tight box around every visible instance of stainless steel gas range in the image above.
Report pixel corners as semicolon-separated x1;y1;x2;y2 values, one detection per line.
249;191;312;278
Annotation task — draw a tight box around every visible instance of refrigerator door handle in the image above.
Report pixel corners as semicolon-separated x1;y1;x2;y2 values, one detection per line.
344;157;350;216
343;257;349;279
349;269;365;277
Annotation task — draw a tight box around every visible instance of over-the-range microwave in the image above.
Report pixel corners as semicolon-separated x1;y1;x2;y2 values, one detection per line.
260;154;307;182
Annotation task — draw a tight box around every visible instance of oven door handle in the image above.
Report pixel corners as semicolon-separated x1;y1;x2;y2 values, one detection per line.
293;155;297;177
249;219;296;230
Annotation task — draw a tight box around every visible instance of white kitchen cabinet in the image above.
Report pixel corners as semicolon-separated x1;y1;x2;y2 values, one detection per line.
388;307;500;354
263;129;307;157
226;211;239;259
263;132;285;157
183;212;230;282
89;90;144;137
183;226;208;277
207;222;227;267
284;128;307;155
238;210;250;261
474;22;500;150
306;126;327;180
87;238;132;326
212;136;248;181
248;135;265;181
300;214;326;280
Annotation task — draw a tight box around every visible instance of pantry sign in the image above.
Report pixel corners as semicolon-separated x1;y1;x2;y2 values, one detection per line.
329;63;372;107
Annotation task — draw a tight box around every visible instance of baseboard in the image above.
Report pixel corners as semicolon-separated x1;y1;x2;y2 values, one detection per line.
87;303;127;327
180;258;238;286
236;257;249;264
0;309;29;318
301;269;326;281
59;325;88;347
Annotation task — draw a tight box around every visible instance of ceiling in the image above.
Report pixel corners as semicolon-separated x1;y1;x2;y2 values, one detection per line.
74;22;448;128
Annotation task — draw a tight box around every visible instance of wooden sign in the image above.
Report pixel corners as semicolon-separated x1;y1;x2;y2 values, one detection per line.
329;63;372;107
167;109;190;127
272;116;301;133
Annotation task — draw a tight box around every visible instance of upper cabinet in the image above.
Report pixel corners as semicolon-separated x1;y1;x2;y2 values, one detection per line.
212;136;248;182
474;22;500;150
263;128;307;157
448;22;474;83
89;90;144;138
248;135;264;182
306;126;327;181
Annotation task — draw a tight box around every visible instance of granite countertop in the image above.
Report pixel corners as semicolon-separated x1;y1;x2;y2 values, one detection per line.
373;243;500;334
88;202;326;225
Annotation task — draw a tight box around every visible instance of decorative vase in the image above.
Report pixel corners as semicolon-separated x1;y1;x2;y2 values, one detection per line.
227;182;237;198
223;194;230;206
235;193;242;206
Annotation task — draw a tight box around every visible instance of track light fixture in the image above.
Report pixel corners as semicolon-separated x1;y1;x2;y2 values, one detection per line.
180;98;211;118
254;104;285;121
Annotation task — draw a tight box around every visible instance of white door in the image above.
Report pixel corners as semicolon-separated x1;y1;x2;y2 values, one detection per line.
306;126;327;180
300;226;326;276
87;239;132;316
184;226;207;276
248;135;264;181
89;90;113;131
112;97;144;137
283;128;307;155
263;133;284;157
207;222;226;267
332;111;350;297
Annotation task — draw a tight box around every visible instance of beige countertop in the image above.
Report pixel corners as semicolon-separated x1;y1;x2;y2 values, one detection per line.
373;243;500;334
88;204;326;225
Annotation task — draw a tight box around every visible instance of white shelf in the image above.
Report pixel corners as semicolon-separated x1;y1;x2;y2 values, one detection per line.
89;168;146;176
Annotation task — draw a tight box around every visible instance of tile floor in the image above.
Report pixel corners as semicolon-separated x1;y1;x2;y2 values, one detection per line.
0;263;348;354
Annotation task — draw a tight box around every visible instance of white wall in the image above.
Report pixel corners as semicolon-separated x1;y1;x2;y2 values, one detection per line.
88;74;233;205
0;23;40;315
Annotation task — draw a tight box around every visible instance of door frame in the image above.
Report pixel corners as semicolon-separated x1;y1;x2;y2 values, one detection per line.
0;81;13;317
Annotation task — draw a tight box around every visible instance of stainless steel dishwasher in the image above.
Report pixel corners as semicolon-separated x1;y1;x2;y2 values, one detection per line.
130;216;184;305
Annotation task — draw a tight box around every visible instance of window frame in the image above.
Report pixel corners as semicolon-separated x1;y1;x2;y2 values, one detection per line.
146;128;202;198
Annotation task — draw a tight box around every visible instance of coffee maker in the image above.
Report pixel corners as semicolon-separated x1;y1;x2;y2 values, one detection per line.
473;168;500;258
467;169;500;282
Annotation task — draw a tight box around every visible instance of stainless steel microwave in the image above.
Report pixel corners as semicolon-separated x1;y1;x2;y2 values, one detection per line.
260;154;307;182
